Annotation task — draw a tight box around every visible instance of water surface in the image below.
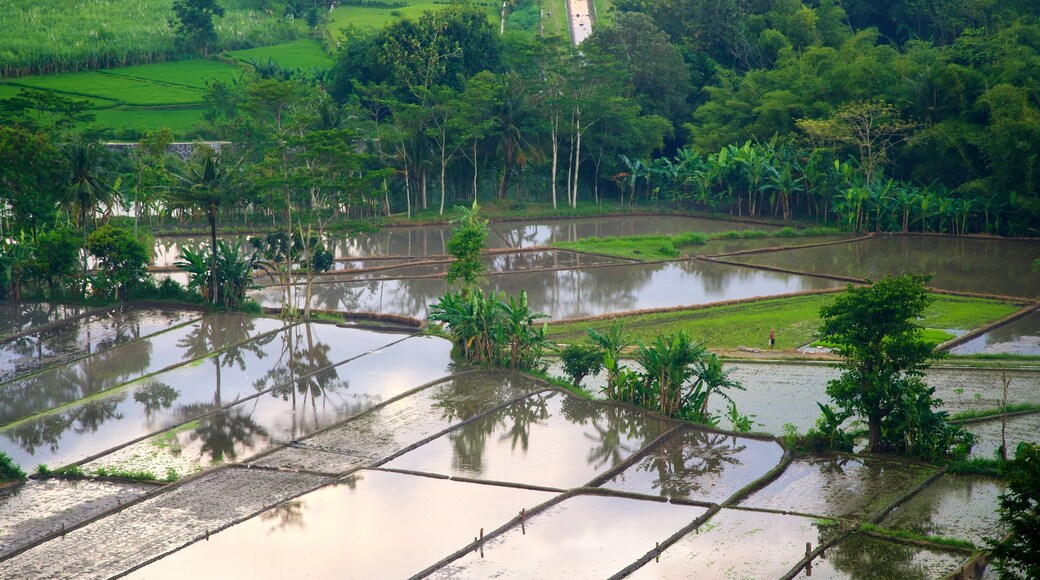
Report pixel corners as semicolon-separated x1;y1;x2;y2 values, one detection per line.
882;475;1006;546
740;455;938;518
0;302;92;340
250;260;842;320
728;235;1040;298
601;428;785;503
950;310;1040;355
628;508;836;579
431;494;707;579
126;471;554;579
965;413;1040;459
383;391;675;488
803;532;967;579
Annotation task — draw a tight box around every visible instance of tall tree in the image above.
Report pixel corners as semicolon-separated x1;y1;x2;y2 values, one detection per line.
818;275;969;458
172;0;226;55
169;148;244;305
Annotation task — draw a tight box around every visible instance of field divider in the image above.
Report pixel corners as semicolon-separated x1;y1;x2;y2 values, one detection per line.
699;254;868;284
937;303;1039;352
607;504;723;579
95;69;210;91
702;233;874;258
63;324;421;471
0;307;208;389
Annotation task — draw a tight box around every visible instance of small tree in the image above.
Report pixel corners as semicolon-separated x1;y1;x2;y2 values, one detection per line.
560;344;604;389
172;0;226;55
988;443;1040;580
819;274;971;458
86;225;149;301
445;200;488;288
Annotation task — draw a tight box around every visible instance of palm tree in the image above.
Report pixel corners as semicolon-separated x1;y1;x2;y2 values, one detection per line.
169;148;244;305
62;137;114;280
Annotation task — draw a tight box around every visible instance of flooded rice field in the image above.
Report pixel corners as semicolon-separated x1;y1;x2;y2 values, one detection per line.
250;260;842;321
882;475;1006;546
5;215;1035;578
949;309;1040;356
628;508;834;579
601;428;785;503
726;235;1040;298
151;215;771;267
0;304;993;578
963;413;1040;459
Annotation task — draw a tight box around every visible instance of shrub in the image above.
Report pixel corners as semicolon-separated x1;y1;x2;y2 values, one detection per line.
0;451;26;480
559;344;604;388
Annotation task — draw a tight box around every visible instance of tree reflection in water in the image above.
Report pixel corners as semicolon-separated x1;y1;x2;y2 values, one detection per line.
446;393;551;475
559;396;660;471
816;532;944;579
3;395;125;458
133;381;179;418
260;500;306;534
183;406;269;463
632;430;747;498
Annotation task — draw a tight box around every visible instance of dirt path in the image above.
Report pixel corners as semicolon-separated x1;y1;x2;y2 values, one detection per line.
567;0;594;44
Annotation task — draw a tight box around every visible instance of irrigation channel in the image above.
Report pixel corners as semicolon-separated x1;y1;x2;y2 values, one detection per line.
1;215;1038;578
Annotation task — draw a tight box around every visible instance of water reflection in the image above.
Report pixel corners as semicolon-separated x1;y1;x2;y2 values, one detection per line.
731;235;1040;298
0;302;91;340
950;310;1040;355
809;532;966;579
0;306;200;384
881;475;1006;546
604;429;785;503
384;391;674;488
250;260;841;320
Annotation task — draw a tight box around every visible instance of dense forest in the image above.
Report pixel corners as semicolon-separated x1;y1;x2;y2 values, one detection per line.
1;0;1039;298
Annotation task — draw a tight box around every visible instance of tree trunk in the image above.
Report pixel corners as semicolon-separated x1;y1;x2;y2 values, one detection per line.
209;206;219;306
868;414;881;451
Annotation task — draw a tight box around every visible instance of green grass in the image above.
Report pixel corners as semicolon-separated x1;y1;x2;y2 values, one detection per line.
91;107;206;136
809;328;957;349
950;403;1040;422
226;39;331;70
547;293;1019;351
326;1;500;39
0;450;27;481
9;72;205;106
921;295;1023;329
555;228;841;262
859;523;976;551
946;457;1005;477
0;0;301;78
99;59;242;89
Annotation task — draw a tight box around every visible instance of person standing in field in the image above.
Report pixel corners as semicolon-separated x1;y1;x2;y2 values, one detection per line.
768;329;776;350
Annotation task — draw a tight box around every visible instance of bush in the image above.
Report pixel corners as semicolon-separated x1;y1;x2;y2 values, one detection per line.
0;451;26;480
86;224;150;301
559;344;604;388
988;443;1040;579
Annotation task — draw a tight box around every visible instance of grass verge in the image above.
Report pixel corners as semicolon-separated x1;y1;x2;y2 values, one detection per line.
859;523;976;551
547;293;1018;352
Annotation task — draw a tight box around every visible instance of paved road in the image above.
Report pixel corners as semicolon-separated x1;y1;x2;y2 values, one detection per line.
568;0;594;44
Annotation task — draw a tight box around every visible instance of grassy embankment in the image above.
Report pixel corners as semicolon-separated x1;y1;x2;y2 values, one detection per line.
554;227;844;261
547;293;1021;353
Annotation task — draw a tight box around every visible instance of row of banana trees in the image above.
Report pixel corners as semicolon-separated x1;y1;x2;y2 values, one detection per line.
620;139;1007;234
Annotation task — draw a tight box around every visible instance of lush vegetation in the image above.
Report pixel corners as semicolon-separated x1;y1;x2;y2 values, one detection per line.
0;450;28;481
0;0;304;77
988;442;1040;580
817;275;974;460
554;227;841;261
548;293;1019;352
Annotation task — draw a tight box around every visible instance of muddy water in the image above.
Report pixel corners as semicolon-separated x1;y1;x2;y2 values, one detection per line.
383;391;675;489
251;260;842;320
127;470;553;579
0;306;202;385
316;250;628;283
964;413;1040;459
0;314;284;426
696;235;858;257
86;334;455;477
804;532;967;579
740;455;938;518
950;310;1040;355
629;508;836;579
253;373;543;474
728;235;1040;298
0;302;92;340
151;216;773;267
0;478;154;559
601;428;785;503
0;325;407;469
882;475;1006;546
431;494;707;579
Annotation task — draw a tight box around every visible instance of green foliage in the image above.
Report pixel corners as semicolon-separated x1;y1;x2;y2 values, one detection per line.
428;288;550;371
445;201;489;287
0;451;27;481
172;0;225;54
819;275;974;459
988;443;1040;580
946;457;1004;478
86;224;150;301
785;404;856;453
175;238;258;308
559;344;605;389
603;328;747;426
